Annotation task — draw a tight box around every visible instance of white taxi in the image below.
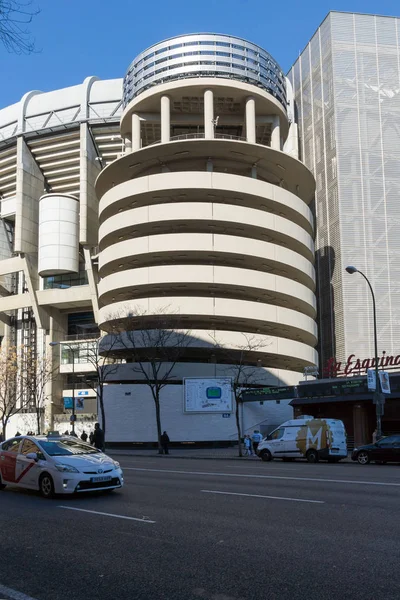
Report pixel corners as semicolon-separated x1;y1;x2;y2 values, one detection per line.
0;434;124;498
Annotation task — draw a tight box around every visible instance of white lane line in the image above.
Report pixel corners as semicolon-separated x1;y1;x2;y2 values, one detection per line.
58;506;156;523
201;489;324;504
123;466;400;487
0;583;39;600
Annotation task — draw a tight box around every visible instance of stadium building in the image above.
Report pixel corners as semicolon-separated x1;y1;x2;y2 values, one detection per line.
0;33;317;442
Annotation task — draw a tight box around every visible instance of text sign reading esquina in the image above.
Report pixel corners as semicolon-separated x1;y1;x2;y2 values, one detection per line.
184;378;233;413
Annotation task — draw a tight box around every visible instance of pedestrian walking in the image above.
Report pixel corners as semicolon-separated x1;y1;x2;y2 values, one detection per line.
80;431;88;442
244;434;253;456
251;430;263;455
89;430;94;445
160;431;170;454
92;423;105;451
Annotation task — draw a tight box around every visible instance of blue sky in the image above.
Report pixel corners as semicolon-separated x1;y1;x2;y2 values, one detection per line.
1;0;400;107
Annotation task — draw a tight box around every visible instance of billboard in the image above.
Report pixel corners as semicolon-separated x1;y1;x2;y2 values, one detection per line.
183;378;233;413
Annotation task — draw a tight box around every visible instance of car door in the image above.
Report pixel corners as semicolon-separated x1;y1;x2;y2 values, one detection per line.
0;438;22;483
372;437;396;463
16;439;43;489
268;427;286;457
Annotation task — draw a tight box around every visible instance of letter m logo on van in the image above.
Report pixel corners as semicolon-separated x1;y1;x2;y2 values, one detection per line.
296;419;331;455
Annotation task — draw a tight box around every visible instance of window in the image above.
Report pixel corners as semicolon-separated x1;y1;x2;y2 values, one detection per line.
2;438;21;452
38;439;99;456
21;439;41;456
269;428;285;440
378;436;399;447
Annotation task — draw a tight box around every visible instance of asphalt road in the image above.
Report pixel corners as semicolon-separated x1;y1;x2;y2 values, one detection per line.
1;456;400;600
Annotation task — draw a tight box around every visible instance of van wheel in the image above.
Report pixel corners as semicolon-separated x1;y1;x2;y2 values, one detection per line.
306;449;319;463
260;450;272;462
0;473;6;490
39;473;55;499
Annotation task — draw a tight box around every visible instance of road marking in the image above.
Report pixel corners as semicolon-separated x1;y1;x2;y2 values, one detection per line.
123;466;400;487
0;583;39;600
58;506;156;523
201;489;324;504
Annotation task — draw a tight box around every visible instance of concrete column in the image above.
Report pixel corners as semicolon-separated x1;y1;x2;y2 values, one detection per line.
251;164;257;179
131;113;141;151
124;135;132;154
206;158;213;172
271;115;281;150
204;89;214;139
245;97;256;144
161;95;171;144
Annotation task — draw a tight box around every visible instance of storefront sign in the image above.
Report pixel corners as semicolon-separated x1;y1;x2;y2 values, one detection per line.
324;351;400;377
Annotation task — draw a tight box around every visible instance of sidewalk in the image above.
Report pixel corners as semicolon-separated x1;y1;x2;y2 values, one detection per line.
107;447;352;462
108;446;247;460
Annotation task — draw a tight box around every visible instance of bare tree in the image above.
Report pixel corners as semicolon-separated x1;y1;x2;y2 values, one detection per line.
0;0;40;54
120;308;192;453
22;348;57;435
211;333;270;457
82;336;122;441
0;345;27;438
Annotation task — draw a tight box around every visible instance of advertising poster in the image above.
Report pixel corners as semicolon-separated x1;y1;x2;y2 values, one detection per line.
184;378;233;413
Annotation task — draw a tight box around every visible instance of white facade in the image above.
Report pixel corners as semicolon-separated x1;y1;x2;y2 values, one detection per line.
0;33;317;442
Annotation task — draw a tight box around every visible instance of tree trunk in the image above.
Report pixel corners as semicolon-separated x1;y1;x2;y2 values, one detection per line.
36;410;41;435
98;385;106;441
235;395;243;457
154;392;163;454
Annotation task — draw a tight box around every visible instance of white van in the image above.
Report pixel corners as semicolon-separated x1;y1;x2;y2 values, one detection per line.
257;415;347;463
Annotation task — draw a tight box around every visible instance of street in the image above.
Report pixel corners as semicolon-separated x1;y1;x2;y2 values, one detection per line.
1;457;400;600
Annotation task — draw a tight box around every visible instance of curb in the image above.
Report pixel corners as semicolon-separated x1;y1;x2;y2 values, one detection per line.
108;452;247;461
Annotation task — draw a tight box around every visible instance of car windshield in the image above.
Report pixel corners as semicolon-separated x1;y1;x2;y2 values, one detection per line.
38;439;101;456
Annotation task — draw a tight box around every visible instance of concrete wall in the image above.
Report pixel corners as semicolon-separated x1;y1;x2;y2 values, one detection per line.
15;138;44;254
102;383;293;443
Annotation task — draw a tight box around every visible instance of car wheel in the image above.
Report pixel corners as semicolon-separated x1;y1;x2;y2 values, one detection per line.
260;449;272;462
0;473;6;490
306;449;319;463
357;451;370;465
39;473;55;499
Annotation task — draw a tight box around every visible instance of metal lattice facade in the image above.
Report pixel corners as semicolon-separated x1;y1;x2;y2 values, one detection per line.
289;11;400;369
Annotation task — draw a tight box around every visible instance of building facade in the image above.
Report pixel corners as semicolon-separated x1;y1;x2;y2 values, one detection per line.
0;34;317;441
289;12;400;375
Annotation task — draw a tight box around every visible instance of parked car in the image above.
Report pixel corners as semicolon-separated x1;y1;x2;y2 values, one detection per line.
352;435;400;465
0;433;124;497
257;415;348;463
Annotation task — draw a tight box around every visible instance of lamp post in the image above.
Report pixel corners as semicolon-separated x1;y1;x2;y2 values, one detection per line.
49;341;76;435
345;266;382;439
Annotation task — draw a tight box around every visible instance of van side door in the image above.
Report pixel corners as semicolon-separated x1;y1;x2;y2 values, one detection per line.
282;426;301;457
268;427;285;457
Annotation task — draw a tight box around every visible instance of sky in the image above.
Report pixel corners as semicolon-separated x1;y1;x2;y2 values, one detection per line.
1;0;400;108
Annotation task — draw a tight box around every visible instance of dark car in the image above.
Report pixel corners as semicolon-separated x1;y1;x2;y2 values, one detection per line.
351;435;400;465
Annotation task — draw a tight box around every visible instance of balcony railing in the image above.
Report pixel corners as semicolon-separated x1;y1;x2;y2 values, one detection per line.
147;132;253;146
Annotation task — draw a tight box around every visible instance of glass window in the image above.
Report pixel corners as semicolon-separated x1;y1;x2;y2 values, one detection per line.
21;439;41;455
269;428;285;440
2;438;21;452
38;439;100;456
378;436;398;446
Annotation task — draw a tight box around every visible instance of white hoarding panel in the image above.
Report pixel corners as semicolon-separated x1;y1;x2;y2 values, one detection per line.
184;378;233;413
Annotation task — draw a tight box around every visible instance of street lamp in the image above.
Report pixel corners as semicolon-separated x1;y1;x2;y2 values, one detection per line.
345;265;383;439
49;341;77;434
